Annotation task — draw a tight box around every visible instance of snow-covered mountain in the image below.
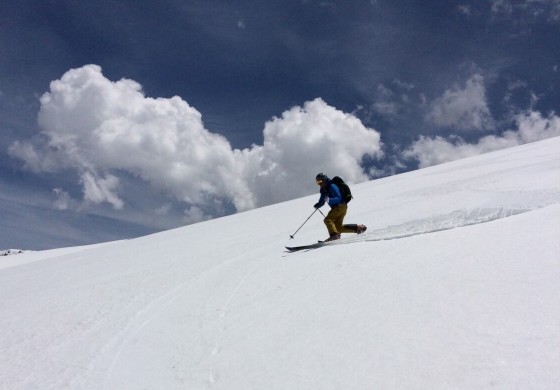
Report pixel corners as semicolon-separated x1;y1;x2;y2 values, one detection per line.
1;137;559;390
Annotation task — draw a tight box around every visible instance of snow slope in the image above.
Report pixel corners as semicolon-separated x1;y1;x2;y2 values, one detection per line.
1;137;559;390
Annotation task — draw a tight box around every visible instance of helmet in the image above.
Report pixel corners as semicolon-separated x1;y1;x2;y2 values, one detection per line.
315;173;328;182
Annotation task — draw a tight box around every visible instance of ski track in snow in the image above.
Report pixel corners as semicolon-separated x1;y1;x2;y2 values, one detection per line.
362;207;532;242
81;245;269;390
375;184;560;236
288;204;559;253
196;255;266;387
283;183;560;254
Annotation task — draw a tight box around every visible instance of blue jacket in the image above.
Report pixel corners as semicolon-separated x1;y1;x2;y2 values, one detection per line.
315;180;344;208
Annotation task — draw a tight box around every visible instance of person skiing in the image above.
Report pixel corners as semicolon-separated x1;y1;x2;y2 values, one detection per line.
314;173;367;241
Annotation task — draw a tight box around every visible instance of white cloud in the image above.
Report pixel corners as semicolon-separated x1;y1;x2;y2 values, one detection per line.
9;65;383;221
457;4;472;16
52;188;71;210
244;98;383;205
427;74;495;132
81;171;124;209
373;84;398;116
490;0;560;22
403;110;560;168
183;205;209;224
371;81;415;119
491;0;514;15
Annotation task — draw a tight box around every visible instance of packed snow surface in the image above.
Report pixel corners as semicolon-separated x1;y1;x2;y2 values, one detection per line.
1;138;559;389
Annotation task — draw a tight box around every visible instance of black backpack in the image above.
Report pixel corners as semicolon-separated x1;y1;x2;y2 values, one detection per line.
331;176;352;203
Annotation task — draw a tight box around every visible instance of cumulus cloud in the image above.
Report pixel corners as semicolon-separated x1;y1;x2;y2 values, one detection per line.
427;74;495;132
403;110;560;168
244;99;383;205
9;65;382;222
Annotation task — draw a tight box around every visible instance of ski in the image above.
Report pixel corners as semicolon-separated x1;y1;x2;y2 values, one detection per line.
285;242;327;252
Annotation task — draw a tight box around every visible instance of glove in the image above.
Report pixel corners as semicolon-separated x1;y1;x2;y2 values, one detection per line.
314;203;321;209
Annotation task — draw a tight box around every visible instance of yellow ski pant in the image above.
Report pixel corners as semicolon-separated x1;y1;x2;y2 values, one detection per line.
324;204;355;235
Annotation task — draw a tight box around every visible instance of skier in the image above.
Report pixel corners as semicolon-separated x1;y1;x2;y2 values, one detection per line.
314;173;367;241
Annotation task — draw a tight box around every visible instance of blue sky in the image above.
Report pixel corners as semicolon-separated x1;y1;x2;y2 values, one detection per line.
1;0;560;249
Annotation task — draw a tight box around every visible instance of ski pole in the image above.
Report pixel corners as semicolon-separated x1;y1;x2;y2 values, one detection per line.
289;208;320;239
